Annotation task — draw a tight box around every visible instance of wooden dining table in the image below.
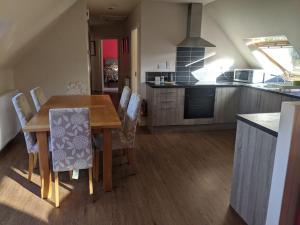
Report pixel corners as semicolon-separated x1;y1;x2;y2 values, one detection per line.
23;95;121;199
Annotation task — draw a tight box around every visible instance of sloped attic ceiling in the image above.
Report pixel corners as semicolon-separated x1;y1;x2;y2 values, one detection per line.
205;0;300;68
0;0;77;68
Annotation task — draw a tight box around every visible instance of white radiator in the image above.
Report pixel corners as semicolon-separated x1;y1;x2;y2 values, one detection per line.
0;90;21;151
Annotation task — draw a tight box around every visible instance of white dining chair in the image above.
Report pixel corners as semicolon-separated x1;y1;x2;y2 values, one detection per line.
49;108;94;207
93;93;142;181
66;81;89;95
118;86;131;122
30;87;47;112
12;93;42;181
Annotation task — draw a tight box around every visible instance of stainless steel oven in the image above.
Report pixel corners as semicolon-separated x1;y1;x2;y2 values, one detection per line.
234;69;265;83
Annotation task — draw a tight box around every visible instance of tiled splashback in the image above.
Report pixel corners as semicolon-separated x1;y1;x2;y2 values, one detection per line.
176;47;205;82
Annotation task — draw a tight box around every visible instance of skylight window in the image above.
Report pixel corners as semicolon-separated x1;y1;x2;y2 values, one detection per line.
245;35;300;82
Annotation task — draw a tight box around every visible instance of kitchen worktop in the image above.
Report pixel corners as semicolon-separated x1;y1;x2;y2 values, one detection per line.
146;81;300;99
146;81;241;88
236;113;280;137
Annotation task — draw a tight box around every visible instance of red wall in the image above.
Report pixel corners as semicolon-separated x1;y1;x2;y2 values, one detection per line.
102;39;118;60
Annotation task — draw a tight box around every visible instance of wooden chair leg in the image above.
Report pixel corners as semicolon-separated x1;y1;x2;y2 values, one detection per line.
69;171;73;180
54;172;60;208
33;153;38;169
28;153;34;181
93;152;96;178
88;168;93;195
127;148;137;174
48;172;52;199
94;150;100;182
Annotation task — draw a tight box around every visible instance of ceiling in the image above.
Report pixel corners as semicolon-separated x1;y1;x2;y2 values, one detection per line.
88;0;215;25
0;0;77;67
87;0;140;16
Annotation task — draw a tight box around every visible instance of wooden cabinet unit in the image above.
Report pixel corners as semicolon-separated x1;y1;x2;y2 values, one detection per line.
230;120;277;225
214;87;240;123
146;86;182;126
239;87;261;114
239;87;298;114
146;85;300;128
258;90;282;113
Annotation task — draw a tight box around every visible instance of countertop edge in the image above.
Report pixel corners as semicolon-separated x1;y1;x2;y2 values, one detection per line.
145;82;300;100
236;114;278;137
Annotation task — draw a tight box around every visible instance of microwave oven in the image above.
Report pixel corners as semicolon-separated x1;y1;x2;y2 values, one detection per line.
234;69;265;83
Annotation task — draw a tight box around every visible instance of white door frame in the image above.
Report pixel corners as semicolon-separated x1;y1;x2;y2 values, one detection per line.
131;28;139;93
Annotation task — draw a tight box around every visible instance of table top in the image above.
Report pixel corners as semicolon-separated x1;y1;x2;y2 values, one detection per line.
24;95;122;132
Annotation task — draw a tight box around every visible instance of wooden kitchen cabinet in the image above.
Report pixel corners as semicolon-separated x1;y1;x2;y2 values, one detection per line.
146;86;182;126
281;95;299;103
146;85;300;128
239;87;288;114
231;120;277;225
214;87;240;123
239;87;261;114
258;91;282;113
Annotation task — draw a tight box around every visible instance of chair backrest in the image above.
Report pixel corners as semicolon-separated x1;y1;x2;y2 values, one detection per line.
66;81;88;95
30;87;47;112
49;108;93;172
12;93;36;152
123;93;142;146
118;86;131;121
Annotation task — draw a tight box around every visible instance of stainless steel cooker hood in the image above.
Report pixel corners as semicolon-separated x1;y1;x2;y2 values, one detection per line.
178;3;215;48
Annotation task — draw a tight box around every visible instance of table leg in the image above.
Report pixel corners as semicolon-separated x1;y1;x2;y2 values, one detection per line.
103;128;112;192
37;132;51;199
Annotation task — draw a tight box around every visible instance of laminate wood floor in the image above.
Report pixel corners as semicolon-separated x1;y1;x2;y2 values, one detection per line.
0;129;246;225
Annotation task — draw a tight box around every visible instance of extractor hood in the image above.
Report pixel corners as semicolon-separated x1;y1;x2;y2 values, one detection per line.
178;3;215;48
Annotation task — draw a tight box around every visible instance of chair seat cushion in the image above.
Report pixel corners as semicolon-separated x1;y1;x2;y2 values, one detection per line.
93;131;131;151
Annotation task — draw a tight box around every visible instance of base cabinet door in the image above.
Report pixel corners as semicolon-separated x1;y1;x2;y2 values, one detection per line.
230;121;277;225
147;87;182;126
258;91;282;113
239;87;261;114
214;87;240;123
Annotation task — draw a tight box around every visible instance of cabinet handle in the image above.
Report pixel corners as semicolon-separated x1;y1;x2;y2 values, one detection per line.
160;100;176;103
160;106;176;110
160;92;176;94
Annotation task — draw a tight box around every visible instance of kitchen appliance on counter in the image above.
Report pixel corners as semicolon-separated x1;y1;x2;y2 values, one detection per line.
234;69;265;83
184;87;216;119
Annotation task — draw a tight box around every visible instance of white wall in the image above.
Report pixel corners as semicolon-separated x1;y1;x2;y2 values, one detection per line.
201;9;249;69
205;0;300;68
140;2;186;83
14;0;89;98
0;0;77;67
0;69;14;93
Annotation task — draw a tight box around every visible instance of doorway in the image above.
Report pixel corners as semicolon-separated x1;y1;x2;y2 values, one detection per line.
101;39;119;93
131;28;138;93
